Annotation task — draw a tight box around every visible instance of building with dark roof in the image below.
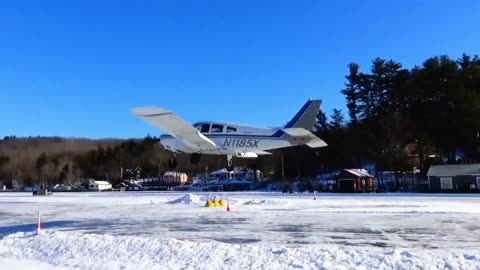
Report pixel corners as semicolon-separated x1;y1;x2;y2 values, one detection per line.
427;164;480;192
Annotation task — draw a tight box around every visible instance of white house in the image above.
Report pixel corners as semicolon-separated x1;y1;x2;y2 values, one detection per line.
88;180;112;191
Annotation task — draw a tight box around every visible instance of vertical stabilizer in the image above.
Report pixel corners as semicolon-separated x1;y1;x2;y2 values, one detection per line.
284;99;321;131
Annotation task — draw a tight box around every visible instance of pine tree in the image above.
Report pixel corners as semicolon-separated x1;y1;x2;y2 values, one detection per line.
329;109;345;129
341;63;361;123
315;109;328;132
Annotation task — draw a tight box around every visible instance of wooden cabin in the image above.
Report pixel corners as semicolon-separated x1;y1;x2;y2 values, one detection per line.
336;169;374;192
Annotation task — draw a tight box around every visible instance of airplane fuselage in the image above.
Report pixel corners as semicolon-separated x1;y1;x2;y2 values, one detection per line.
159;122;295;156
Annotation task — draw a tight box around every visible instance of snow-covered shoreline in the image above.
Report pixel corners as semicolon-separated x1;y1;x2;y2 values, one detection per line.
0;192;479;269
1;231;478;270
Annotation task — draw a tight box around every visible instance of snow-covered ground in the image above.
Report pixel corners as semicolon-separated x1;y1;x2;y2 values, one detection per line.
0;191;479;269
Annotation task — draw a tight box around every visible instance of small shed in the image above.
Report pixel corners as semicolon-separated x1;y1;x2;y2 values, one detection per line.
427;164;480;192
336;169;374;192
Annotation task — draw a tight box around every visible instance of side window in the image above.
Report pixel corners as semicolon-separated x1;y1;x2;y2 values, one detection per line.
227;126;237;133
477;177;480;190
211;124;223;133
200;124;210;133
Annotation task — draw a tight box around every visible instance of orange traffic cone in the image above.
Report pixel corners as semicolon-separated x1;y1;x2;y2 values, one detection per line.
226;201;231;212
36;210;41;235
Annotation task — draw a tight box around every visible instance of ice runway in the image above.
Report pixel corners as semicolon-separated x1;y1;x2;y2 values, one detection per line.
0;192;479;269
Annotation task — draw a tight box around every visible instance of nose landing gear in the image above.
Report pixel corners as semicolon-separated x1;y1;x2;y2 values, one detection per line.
226;155;234;172
168;153;177;170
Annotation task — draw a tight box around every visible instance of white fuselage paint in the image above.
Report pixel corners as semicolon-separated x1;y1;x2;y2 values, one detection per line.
159;122;293;155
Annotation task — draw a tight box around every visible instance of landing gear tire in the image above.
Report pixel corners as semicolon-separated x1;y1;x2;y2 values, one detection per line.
168;155;177;170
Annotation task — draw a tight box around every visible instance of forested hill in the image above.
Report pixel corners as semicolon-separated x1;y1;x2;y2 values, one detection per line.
0;136;126;186
0;136;285;187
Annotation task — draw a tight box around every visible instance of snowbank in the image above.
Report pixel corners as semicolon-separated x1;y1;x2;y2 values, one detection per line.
168;194;203;205
243;199;288;206
0;231;478;270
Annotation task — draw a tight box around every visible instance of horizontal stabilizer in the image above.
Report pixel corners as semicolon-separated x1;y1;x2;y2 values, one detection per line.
282;128;311;137
282;127;328;148
307;139;328;148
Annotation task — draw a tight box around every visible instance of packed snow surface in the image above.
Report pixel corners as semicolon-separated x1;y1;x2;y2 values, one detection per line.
0;192;479;270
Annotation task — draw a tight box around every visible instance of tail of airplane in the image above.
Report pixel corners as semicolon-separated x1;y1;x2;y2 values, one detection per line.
280;99;327;148
283;99;321;130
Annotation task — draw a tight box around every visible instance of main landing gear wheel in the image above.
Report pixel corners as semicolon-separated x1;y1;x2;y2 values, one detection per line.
226;155;234;172
168;154;178;170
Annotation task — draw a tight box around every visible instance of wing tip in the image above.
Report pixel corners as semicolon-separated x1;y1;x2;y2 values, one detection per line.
131;107;171;116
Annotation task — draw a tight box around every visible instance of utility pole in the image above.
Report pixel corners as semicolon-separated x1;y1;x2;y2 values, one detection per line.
281;153;284;180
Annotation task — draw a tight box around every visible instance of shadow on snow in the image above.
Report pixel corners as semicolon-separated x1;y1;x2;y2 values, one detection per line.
0;221;79;237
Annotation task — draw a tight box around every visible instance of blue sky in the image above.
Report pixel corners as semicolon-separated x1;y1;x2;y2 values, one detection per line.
1;1;479;139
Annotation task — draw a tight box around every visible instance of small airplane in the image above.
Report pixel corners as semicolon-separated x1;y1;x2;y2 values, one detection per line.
131;99;327;171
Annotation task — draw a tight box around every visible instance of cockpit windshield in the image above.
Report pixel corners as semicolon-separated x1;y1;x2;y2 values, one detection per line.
193;123;236;133
194;123;210;133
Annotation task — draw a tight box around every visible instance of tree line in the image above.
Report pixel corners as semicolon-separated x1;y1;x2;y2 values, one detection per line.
0;135;279;187
0;54;479;188
313;53;480;179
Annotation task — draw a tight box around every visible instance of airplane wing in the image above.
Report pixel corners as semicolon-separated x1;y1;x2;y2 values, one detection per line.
131;107;218;151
